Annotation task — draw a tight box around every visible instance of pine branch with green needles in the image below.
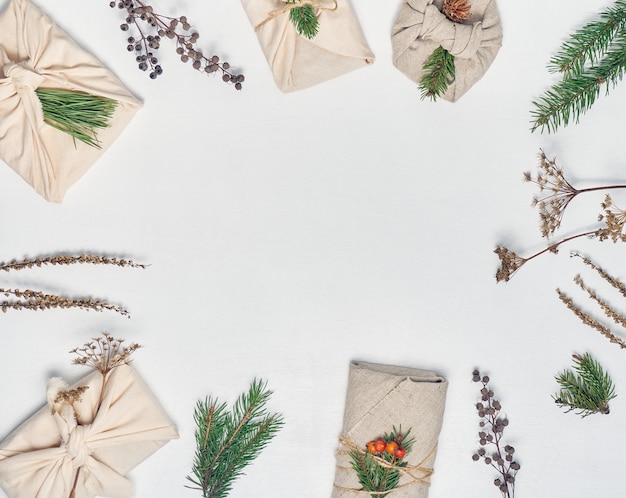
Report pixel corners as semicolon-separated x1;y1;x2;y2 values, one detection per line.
288;2;319;39
186;379;284;498
35;89;117;149
419;46;455;101
531;0;626;133
554;353;616;417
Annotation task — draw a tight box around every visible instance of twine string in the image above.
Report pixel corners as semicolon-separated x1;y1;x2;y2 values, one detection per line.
255;0;338;31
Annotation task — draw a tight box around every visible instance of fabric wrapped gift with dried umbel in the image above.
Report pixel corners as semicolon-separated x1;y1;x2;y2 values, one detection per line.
0;0;142;202
241;0;374;92
392;0;502;102
0;365;178;498
332;361;448;498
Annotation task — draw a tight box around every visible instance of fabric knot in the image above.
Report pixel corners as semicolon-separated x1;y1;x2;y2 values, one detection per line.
3;61;45;90
421;4;482;59
65;424;92;468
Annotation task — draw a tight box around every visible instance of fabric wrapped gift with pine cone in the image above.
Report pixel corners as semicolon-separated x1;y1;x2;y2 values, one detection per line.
0;0;142;202
0;365;178;498
332;361;448;498
241;0;374;92
392;0;502;102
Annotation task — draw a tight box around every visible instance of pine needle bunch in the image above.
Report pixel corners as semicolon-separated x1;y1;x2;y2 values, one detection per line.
554;353;617;416
531;0;626;132
0;253;145;316
187;379;284;498
288;1;319;39
471;370;520;498
110;0;245;89
35;89;117;149
418;0;471;101
348;427;414;498
69;332;141;374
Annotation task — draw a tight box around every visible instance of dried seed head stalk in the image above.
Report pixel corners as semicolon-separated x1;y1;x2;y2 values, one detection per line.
574;274;626;328
0;288;130;317
54;386;90;408
70;332;141;375
571;252;626;298
0;254;147;272
110;0;245;89
493;247;527;283
442;0;471;22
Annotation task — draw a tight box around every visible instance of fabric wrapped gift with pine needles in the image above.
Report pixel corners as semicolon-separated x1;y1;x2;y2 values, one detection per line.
0;365;178;498
391;0;502;102
332;361;448;498
0;0;142;202
241;0;374;92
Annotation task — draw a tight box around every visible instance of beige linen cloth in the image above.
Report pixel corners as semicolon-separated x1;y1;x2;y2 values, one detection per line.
0;365;178;498
241;0;374;92
391;0;502;102
333;361;447;498
0;0;142;202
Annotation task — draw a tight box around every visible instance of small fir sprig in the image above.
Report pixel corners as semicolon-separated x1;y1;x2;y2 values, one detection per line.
35;89;117;149
186;379;284;498
110;0;244;89
531;0;626;132
288;1;319;39
69;332;141;375
553;353;617;417
348;427;414;498
471;370;520;498
418;0;471;101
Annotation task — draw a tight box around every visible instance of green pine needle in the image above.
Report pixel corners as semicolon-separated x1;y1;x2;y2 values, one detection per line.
418;46;455;101
553;353;617;417
289;3;319;39
186;379;284;498
35;89;117;149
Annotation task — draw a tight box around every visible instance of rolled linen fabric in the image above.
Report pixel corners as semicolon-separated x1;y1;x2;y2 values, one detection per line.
332;361;447;498
241;0;374;92
0;0;142;202
0;365;178;498
391;0;502;102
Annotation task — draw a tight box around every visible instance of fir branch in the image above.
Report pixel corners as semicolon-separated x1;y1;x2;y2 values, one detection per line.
187;379;284;498
289;2;319;39
35;89;117;149
419;47;455;101
554;353;616;417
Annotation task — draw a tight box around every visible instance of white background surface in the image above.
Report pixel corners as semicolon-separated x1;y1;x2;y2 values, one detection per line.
1;0;626;496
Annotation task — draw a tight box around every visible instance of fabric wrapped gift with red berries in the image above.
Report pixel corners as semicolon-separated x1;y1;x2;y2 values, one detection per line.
332;361;448;498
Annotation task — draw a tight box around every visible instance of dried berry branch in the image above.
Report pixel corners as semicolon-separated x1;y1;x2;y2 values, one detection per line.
471;370;520;498
110;0;245;89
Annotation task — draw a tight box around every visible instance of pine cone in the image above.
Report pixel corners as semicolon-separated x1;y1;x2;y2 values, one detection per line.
442;0;471;22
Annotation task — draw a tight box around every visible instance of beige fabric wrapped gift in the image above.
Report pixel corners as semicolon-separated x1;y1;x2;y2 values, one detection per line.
391;0;502;102
241;0;374;92
333;361;448;498
0;0;142;202
0;365;178;498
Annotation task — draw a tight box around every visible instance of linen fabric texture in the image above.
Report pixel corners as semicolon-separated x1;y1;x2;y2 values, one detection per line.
0;0;142;202
0;365;179;498
391;0;502;102
241;0;374;92
332;361;448;498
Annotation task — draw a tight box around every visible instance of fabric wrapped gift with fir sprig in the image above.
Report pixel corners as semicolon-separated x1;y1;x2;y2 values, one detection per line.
391;0;502;102
241;0;374;92
332;361;448;498
0;0;142;202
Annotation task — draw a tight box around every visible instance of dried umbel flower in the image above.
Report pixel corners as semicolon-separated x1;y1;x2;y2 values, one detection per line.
110;0;244;89
471;370;520;498
70;332;141;375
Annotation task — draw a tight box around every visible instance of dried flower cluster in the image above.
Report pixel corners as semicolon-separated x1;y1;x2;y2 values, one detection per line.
53;385;90;408
471;370;520;498
495;151;626;282
70;332;141;375
110;0;244;88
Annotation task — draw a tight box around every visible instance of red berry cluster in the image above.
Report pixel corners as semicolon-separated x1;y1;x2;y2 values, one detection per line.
366;437;407;460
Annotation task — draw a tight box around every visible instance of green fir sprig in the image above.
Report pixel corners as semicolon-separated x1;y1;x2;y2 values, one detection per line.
186;379;284;498
531;0;626;133
288;1;319;39
419;47;455;101
554;353;617;417
35;89;117;149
